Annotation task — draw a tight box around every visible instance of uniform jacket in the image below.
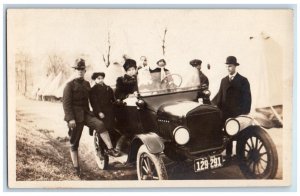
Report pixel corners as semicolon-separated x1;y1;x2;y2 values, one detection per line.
213;73;251;120
62;78;93;123
115;74;138;100
89;83;115;129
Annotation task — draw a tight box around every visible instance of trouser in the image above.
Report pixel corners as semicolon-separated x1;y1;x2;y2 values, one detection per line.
226;141;233;156
68;113;107;151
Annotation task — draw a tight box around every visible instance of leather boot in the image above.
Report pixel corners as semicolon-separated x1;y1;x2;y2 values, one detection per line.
99;131;113;149
70;150;81;177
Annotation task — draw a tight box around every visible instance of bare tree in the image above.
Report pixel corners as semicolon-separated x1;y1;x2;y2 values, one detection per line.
46;54;70;77
162;27;168;56
15;51;32;95
102;31;111;67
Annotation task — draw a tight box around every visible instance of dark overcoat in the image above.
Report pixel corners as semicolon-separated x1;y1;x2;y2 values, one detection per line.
115;74;138;100
197;71;210;101
89;83;115;129
62;78;93;123
213;73;252;121
199;71;209;87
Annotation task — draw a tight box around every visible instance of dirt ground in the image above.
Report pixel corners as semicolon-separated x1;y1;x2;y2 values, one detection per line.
14;96;283;181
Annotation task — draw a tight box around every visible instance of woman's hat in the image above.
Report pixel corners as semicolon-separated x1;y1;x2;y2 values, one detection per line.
123;59;137;71
156;59;166;65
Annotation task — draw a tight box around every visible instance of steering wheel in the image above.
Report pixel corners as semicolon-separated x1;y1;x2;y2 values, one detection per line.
160;74;183;89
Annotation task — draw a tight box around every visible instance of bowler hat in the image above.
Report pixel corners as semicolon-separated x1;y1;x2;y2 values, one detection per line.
225;56;239;66
123;59;137;71
72;58;86;69
91;72;105;80
190;59;202;67
156;59;166;65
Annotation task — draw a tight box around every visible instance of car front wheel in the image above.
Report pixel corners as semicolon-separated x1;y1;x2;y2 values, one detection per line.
237;127;278;179
136;144;168;180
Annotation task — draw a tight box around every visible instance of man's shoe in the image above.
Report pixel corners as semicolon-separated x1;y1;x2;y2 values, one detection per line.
73;167;81;177
107;148;121;157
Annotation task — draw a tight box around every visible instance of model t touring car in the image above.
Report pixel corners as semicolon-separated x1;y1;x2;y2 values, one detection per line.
93;66;278;180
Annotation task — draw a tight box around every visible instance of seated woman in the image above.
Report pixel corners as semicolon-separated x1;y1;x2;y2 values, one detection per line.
115;58;138;101
114;59;140;136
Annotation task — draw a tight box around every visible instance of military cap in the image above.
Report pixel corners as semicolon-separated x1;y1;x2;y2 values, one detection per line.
189;59;202;67
123;59;137;71
72;58;86;69
91;72;105;80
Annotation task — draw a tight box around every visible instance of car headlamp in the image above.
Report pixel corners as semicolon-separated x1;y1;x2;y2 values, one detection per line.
225;118;240;136
173;126;190;145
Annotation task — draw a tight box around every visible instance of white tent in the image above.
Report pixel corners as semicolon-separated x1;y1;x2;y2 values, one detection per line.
54;72;77;99
36;73;55;97
104;62;125;87
42;72;63;97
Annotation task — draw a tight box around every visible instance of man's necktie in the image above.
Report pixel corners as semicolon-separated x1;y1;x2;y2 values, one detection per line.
160;68;166;81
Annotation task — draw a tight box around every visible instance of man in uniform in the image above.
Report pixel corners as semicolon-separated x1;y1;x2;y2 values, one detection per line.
213;56;252;159
63;58;119;176
189;59;210;103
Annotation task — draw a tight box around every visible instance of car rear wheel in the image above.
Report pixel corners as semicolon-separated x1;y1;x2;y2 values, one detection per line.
93;131;109;170
137;144;168;180
237;127;278;179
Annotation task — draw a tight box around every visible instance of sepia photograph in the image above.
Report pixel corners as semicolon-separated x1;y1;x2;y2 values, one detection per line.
6;7;294;188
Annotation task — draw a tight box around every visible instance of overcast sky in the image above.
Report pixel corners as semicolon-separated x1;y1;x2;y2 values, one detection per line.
7;9;293;106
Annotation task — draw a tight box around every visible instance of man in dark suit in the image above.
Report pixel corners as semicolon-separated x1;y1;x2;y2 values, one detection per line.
213;56;252;158
190;59;210;103
63;59;120;176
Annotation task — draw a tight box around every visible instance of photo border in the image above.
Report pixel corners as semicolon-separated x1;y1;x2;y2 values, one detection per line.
2;3;298;192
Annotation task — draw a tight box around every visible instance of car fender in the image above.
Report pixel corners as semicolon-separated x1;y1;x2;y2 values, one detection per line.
233;115;260;135
127;132;165;163
134;132;165;153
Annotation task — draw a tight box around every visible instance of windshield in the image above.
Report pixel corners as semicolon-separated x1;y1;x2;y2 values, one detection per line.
137;66;201;96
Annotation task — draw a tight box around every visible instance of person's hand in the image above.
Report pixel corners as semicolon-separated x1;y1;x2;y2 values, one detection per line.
128;92;138;98
98;112;105;119
68;120;76;129
201;84;208;90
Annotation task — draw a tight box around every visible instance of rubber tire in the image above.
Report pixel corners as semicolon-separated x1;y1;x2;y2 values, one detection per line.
237;127;278;179
136;144;168;180
93;131;109;170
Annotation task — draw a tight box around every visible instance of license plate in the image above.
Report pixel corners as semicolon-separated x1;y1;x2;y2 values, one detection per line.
194;154;223;172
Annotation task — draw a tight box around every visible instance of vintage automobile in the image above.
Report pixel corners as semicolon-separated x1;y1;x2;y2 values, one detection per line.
93;66;278;180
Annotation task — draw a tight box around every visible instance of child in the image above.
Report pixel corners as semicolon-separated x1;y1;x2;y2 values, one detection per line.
90;72;115;131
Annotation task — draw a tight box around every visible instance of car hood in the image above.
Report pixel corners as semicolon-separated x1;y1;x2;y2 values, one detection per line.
157;101;200;117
